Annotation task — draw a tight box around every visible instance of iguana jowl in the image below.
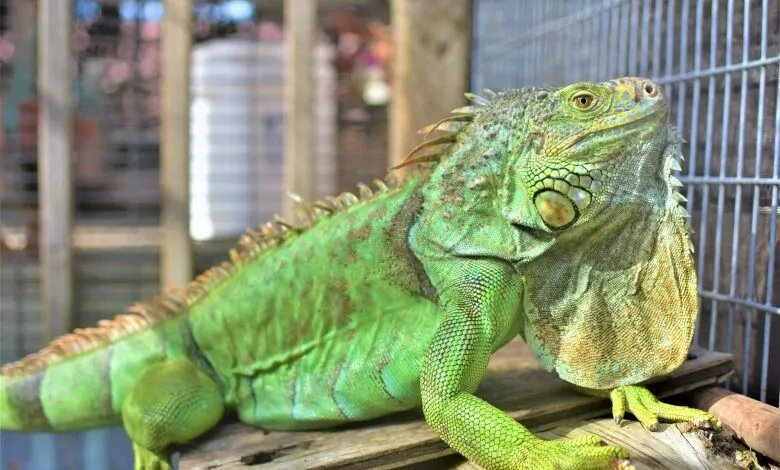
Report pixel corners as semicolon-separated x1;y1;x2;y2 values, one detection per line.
0;77;719;470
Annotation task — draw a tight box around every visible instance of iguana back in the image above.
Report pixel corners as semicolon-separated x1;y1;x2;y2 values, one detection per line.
185;177;446;429
0;175;445;432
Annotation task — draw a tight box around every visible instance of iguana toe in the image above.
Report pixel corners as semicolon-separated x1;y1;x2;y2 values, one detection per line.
132;443;172;470
522;434;631;470
610;385;721;432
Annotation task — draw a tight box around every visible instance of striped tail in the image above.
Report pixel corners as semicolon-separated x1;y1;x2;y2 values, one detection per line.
0;346;122;433
0;287;196;433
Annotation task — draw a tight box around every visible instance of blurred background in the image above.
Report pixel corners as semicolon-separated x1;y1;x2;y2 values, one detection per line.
0;0;777;468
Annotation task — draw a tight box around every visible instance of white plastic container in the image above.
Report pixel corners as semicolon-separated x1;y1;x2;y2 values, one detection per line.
189;37;336;241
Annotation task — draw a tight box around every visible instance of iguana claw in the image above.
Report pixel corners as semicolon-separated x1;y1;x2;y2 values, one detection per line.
614;459;635;470
609;385;721;432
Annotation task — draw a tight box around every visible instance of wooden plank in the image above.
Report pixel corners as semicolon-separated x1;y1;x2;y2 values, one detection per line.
2;225;160;251
282;0;317;219
691;386;780;464
37;0;74;342
160;0;194;288
388;0;472;169
178;340;734;469
415;418;752;470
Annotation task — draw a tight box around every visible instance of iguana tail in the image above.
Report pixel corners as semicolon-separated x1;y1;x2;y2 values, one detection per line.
0;302;190;432
0;345;123;432
0;346;126;432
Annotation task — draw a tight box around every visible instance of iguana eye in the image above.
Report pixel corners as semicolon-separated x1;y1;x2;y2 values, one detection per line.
572;93;596;110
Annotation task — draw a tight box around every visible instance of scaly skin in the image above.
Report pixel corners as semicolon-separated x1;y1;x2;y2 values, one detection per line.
0;77;719;470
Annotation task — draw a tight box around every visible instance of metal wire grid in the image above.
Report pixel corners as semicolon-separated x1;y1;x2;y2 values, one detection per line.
471;0;780;406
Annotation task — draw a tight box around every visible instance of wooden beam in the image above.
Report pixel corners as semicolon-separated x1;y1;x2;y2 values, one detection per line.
37;0;74;342
389;0;473;169
282;0;318;219
160;0;194;288
691;386;780;464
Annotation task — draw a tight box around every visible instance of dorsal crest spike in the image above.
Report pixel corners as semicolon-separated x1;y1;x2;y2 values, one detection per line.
392;133;460;170
450;105;479;114
356;183;373;200
464;91;492;107
392;151;443;170
273;214;299;232
417;114;472;140
312;201;334;213
480;88;497;99
286;191;317;225
338;192;360;207
392;100;478;171
324;195;343;210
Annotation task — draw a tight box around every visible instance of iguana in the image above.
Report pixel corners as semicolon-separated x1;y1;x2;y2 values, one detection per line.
0;77;720;470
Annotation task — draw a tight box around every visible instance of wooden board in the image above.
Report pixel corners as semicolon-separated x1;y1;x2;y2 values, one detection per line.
410;418;751;470
179;339;734;470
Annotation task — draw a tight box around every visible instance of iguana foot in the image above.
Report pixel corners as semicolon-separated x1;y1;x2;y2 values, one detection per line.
522;434;632;470
122;358;225;470
132;443;172;470
609;385;721;431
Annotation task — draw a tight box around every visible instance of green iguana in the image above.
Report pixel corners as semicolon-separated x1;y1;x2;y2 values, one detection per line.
0;77;720;470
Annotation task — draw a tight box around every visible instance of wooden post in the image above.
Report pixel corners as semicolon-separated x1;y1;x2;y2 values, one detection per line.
282;0;317;219
160;0;193;288
37;0;74;341
389;0;473;169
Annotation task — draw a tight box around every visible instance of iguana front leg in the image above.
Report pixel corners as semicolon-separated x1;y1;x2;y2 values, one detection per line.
121;358;225;470
419;261;630;470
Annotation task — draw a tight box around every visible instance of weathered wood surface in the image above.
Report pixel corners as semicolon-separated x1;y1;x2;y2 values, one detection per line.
691;386;780;464
179;339;734;470
409;418;752;470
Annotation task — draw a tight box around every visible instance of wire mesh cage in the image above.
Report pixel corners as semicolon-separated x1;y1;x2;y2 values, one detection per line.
472;0;779;406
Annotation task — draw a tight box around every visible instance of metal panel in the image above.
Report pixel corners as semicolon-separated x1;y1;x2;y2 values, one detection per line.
472;0;779;406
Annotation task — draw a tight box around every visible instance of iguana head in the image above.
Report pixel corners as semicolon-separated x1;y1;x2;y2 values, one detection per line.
498;77;698;389
503;77;672;231
410;77;697;390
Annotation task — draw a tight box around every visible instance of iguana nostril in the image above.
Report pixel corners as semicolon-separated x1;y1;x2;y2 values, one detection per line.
641;80;658;98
